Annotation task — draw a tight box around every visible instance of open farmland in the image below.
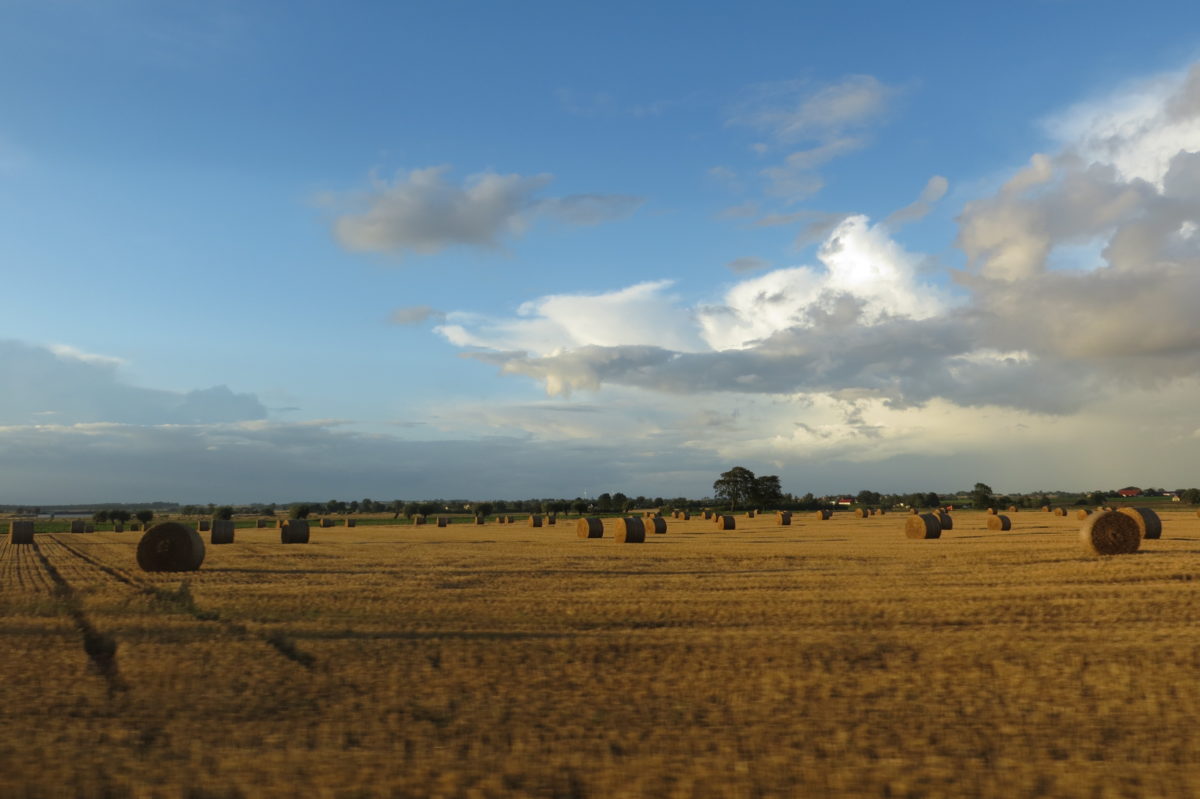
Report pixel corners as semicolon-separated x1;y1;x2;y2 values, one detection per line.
3;511;1200;798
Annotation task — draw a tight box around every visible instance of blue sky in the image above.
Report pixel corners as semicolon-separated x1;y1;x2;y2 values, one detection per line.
4;1;1200;503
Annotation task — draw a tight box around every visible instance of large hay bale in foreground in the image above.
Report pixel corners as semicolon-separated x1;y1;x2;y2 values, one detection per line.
815;510;831;520
715;515;735;530
935;510;954;531
1080;511;1140;556
615;517;645;543
210;519;235;545
528;515;543;528
906;514;942;540
1118;507;1162;540
1053;507;1067;517
577;518;604;538
777;512;792;526
137;523;205;572
854;508;868;519
9;520;34;545
647;517;667;535
987;515;1012;531
1076;509;1091;520
280;519;310;544
198;520;211;532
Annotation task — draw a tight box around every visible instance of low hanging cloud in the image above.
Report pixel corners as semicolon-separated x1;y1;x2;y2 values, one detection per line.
332;166;643;257
439;62;1200;427
0;339;267;426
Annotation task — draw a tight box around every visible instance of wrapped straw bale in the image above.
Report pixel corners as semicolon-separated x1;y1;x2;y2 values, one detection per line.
210;519;235;545
615;517;646;543
647;517;667;535
986;515;1012;531
280;519;310;544
576;517;604;538
776;512;792;525
905;513;942;540
714;515;735;530
8;520;34;545
1118;507;1162;540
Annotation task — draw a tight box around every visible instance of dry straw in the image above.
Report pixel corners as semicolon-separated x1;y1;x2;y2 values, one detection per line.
906;513;942;539
528;515;543;528
1076;509;1091;520
615;517;646;543
935;510;954;530
715;514;736;530
776;511;792;525
985;508;997;516
577;517;604;538
647;517;667;535
678;512;690;521
1080;511;1140;556
280;519;310;544
137;523;206;571
210;519;235;545
1118;507;1162;540
986;514;1012;531
8;520;34;545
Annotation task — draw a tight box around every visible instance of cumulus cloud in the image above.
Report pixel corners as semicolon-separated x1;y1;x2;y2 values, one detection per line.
332;166;642;257
0;340;267;426
389;306;445;325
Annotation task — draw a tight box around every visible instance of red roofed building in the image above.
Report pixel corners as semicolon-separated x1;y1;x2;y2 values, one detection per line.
1117;488;1142;497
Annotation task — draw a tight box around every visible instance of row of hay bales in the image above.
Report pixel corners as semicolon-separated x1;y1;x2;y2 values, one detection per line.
904;506;1164;556
576;516;667;542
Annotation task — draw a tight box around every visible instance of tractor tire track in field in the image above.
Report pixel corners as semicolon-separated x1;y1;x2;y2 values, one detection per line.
48;536;317;670
30;539;128;696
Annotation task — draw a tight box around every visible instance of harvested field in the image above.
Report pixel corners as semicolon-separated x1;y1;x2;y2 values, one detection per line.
3;511;1200;797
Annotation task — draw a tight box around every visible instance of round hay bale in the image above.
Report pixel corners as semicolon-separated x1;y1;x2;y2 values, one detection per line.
256;519;268;528
986;515;1012;531
1076;509;1091;520
1080;511;1141;556
1053;507;1067;517
198;520;211;532
320;518;334;528
746;511;755;519
276;518;286;528
905;513;942;540
776;512;792;526
528;515;543;528
210;519;235;545
280;519;310;544
702;510;713;520
815;510;831;520
1042;506;1051;512
112;523;124;533
854;508;868;519
345;518;356;528
714;514;735;530
1118;507;1162;540
1007;506;1019;513
497;516;506;525
615;517;646;543
679;512;690;521
436;516;448;528
647;517;667;535
877;509;886;516
576;517;604;538
547;515;557;526
413;515;425;526
985;508;996;516
935;510;953;531
137;523;205;571
9;520;34;545
474;515;485;525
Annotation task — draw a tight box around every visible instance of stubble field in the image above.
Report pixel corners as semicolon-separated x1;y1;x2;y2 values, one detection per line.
2;510;1200;798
